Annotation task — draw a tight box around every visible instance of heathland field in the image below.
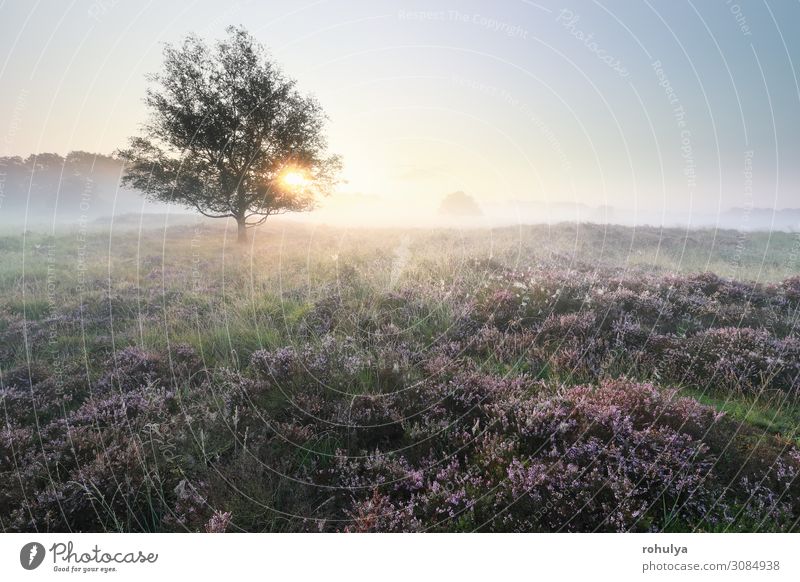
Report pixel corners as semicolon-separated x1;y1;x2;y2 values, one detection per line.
1;221;800;532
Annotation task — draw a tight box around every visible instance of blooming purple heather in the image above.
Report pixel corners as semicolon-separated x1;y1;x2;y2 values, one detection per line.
2;228;800;532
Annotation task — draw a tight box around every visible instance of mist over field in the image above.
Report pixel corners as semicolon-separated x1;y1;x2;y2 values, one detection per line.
3;157;799;232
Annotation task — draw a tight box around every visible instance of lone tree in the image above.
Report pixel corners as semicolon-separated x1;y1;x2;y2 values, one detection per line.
118;26;340;243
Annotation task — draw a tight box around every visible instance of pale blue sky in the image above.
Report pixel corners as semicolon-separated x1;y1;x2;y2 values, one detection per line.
1;0;798;221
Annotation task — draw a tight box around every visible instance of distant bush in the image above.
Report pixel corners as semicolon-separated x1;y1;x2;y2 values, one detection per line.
438;191;482;217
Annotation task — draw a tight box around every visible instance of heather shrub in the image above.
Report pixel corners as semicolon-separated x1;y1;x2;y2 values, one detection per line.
168;343;205;382
250;346;300;385
537;311;598;343
96;346;166;393
668;327;800;394
5;227;800;534
532;311;611;381
594;287;672;327
782;275;800;303
3;380;176;531
480;288;519;329
330;379;800;532
610;321;675;378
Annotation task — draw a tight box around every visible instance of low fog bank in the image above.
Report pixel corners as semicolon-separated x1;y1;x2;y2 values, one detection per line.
2;154;797;233
307;193;800;232
484;201;800;232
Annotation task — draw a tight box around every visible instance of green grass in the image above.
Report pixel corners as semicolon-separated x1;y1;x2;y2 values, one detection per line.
682;386;800;446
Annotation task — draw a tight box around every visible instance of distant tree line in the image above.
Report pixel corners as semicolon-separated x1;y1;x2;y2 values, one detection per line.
0;152;145;222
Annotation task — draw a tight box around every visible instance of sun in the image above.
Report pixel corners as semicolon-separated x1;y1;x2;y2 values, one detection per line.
280;169;309;188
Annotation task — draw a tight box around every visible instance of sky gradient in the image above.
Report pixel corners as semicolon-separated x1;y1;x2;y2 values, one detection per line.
1;0;799;225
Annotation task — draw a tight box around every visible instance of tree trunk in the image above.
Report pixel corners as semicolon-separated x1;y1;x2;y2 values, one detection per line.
236;218;249;244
